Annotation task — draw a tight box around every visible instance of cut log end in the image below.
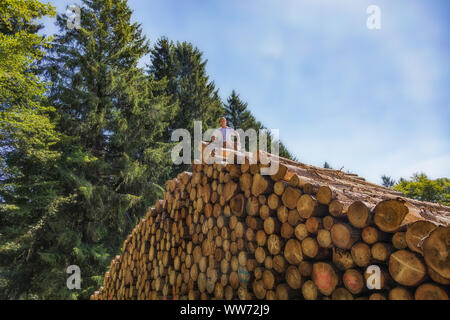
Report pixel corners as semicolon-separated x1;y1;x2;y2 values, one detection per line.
331;223;360;250
414;283;449;300
405;220;437;254
347;201;370;228
422;226;450;279
389;250;427;287
374;199;409;233
317;186;333;205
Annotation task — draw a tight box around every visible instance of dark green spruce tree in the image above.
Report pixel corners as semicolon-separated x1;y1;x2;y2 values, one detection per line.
15;0;176;299
149;37;224;134
223;90;253;129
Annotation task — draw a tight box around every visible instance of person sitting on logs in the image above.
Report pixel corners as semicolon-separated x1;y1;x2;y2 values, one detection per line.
211;117;241;153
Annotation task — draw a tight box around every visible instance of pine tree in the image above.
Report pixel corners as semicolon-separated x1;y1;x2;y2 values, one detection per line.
223;90;295;160
149;37;224;133
2;0;175;299
381;175;396;188
223;90;253;130
0;0;63;299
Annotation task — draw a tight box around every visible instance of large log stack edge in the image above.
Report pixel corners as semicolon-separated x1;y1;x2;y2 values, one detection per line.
91;145;450;300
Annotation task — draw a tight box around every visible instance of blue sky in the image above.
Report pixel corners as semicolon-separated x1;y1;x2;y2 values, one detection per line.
41;0;450;183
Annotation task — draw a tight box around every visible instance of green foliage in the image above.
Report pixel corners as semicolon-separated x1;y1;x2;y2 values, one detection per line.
149;38;296;161
1;1;445;300
38;0;176;299
223;90;295;160
0;0;62;299
149;37;223;134
0;0;59;160
1;0;176;299
224;90;254;130
393;173;450;206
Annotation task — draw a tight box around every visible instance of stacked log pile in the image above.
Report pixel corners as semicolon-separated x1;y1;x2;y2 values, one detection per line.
91;145;450;300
